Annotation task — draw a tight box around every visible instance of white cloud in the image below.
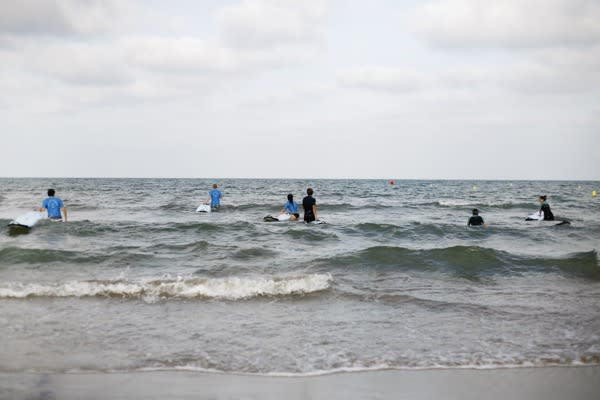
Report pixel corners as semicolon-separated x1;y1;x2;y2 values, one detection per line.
124;36;321;75
413;0;600;48
500;56;600;93
0;0;121;36
31;42;132;86
123;37;238;74
235;82;333;109
0;0;329;111
439;46;600;93
338;66;426;93
218;0;327;49
0;1;597;179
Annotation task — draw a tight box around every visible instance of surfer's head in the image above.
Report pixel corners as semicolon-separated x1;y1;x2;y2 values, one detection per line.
539;195;547;202
47;189;55;197
472;208;479;215
287;194;294;202
307;188;313;196
212;184;218;189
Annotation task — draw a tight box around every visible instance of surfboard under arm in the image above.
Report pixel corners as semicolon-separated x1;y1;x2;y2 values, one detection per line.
8;211;45;228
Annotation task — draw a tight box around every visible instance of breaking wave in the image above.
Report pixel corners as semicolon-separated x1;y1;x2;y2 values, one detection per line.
0;274;333;302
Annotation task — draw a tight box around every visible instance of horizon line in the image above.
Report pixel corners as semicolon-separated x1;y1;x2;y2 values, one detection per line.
1;176;599;182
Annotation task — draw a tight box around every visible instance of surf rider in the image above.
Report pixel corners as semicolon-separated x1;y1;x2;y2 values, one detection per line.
206;184;222;211
538;195;554;221
281;194;300;221
38;189;67;222
302;188;318;223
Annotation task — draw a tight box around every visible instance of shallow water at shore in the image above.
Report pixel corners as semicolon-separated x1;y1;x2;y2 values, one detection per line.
3;367;600;400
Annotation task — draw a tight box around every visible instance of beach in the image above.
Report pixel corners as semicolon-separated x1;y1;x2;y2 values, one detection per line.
3;367;600;400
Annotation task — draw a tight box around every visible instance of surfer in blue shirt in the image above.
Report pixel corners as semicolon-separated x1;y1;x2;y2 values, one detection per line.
281;194;300;221
38;189;67;222
206;184;222;210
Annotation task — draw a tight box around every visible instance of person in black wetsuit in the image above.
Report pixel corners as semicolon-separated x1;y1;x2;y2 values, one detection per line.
538;195;554;220
468;208;484;226
302;188;317;223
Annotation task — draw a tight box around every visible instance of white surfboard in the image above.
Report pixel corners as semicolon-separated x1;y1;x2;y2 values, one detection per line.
309;219;327;225
526;212;543;221
196;204;211;213
526;211;570;225
277;213;291;222
9;211;45;228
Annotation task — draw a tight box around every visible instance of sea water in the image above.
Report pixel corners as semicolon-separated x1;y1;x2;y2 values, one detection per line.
0;178;599;375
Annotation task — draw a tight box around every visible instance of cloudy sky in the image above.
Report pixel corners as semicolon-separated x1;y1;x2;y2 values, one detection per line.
1;0;599;179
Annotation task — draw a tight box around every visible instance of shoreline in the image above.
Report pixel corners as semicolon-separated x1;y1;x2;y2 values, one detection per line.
3;366;599;400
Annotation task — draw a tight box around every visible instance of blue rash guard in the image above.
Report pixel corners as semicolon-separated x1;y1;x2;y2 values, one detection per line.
209;189;222;208
42;196;64;219
283;201;299;214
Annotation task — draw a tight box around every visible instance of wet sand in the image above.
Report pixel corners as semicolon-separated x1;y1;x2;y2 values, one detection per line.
2;366;599;400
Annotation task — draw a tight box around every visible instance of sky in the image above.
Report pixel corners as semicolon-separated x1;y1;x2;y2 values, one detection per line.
1;0;599;180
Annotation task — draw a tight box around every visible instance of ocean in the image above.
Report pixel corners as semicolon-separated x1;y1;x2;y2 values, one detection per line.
1;178;599;376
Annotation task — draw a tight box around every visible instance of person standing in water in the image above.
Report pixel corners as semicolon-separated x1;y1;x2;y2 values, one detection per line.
281;194;300;221
468;208;484;226
538;195;554;220
302;188;317;223
38;189;67;222
206;184;222;211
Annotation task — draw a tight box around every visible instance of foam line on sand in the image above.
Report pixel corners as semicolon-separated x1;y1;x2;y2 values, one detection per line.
2;366;600;400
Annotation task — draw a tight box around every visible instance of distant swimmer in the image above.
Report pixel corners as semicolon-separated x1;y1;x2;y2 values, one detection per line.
538;195;554;221
281;194;300;221
467;208;484;227
38;189;67;222
206;184;222;211
302;188;318;223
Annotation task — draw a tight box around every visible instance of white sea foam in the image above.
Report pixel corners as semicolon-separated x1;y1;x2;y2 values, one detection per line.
438;199;475;207
134;358;600;377
0;274;333;302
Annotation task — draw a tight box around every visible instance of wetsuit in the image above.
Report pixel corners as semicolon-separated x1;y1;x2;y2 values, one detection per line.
540;202;554;221
302;195;316;223
468;215;484;226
